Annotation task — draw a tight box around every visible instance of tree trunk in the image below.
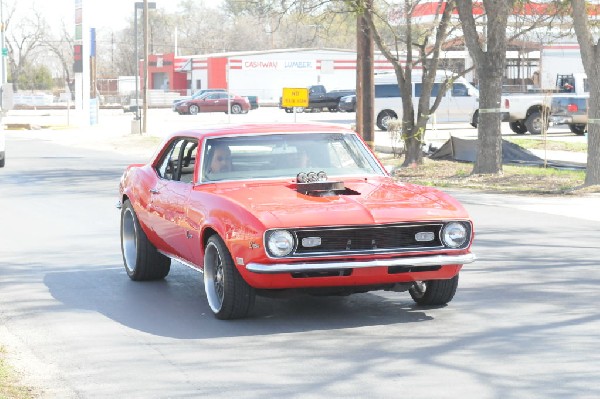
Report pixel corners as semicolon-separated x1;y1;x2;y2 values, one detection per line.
403;124;425;166
571;0;600;186
473;71;503;174
585;72;600;185
456;0;511;175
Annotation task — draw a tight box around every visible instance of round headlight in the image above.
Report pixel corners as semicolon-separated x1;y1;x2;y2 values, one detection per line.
442;222;468;248
267;230;295;257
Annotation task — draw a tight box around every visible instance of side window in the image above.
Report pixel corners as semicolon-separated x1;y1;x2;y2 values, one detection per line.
414;83;442;98
452;83;469;97
374;84;401;98
156;138;198;183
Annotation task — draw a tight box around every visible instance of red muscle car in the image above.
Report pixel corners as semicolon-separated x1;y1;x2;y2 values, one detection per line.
118;123;475;319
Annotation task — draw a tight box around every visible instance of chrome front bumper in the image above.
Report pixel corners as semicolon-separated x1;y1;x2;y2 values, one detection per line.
246;253;476;274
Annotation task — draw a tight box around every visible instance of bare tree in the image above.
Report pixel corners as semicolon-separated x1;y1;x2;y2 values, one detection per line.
43;22;74;87
359;0;460;166
570;0;600;186
4;5;49;91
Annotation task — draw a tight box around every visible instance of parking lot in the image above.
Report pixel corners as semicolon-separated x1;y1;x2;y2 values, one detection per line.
3;105;588;150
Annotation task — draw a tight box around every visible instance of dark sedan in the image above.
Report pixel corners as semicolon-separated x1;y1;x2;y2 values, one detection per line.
338;94;356;112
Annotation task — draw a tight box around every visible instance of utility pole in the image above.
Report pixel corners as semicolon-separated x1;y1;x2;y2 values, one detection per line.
356;0;374;147
142;0;150;134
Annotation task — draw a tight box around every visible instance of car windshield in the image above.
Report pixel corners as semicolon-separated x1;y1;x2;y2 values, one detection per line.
200;132;385;182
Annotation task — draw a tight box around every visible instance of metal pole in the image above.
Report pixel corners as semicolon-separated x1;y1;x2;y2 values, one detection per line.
0;0;5;86
142;0;149;134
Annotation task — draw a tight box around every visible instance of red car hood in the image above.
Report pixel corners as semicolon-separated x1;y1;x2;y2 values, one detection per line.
205;177;469;228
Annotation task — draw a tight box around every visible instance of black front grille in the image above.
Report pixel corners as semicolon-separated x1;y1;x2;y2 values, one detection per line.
293;223;444;256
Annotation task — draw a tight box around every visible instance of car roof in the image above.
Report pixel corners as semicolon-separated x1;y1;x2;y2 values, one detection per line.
165;123;355;141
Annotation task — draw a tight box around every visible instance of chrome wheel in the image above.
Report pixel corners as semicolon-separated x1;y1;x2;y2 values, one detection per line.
231;104;242;114
121;207;137;274
203;235;256;319
189;104;199;115
204;241;225;313
120;200;170;281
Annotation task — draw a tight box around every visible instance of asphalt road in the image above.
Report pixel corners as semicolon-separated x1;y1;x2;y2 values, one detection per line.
0;121;599;398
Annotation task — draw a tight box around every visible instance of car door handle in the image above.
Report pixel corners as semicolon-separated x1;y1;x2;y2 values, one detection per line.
149;188;159;194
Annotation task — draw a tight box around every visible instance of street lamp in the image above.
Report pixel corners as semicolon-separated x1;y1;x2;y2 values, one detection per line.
134;1;155;128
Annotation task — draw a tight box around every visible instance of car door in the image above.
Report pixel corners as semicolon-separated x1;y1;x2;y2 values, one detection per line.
414;82;450;122
448;82;478;122
147;137;198;261
213;92;230;112
201;92;225;112
197;92;216;112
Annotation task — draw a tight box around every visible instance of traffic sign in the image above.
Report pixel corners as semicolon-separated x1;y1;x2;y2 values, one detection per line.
1;48;7;57
281;87;309;108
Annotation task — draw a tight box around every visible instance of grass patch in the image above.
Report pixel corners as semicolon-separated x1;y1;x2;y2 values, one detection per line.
506;138;588;152
381;155;592;195
0;347;34;399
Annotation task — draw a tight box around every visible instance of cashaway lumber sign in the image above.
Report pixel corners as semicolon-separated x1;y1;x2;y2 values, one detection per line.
281;88;309;108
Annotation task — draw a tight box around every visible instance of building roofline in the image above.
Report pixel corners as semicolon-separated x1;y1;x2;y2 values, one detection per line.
175;48;358;60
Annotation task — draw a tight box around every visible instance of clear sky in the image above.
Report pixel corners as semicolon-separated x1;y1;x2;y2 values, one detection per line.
26;0;222;32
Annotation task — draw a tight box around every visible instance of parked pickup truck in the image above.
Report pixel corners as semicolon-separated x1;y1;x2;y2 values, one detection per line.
279;85;356;112
502;73;588;135
550;95;588;135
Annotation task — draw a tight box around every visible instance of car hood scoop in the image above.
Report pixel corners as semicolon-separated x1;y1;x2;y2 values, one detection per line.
296;181;359;197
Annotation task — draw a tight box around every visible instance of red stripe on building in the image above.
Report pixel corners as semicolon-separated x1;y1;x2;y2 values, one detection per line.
412;1;599;17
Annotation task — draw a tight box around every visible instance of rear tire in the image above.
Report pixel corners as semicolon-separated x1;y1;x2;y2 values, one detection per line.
230;104;243;114
470;110;479;128
409;275;459;306
509;121;528;134
189;105;199;115
204;235;255;320
569;124;587;135
120;200;171;281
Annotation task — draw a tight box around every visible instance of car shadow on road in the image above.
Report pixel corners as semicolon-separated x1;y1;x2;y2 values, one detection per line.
43;263;435;339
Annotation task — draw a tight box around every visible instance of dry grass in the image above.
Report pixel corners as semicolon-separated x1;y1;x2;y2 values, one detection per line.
0;347;34;399
380;155;598;195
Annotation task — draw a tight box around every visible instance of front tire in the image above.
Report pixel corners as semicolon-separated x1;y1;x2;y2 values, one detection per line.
525;111;548;135
376;110;397;131
409;275;459;306
509;121;528;134
120;200;171;281
204;235;255;320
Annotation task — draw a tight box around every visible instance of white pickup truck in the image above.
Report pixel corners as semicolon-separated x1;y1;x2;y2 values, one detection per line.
502;73;588;135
